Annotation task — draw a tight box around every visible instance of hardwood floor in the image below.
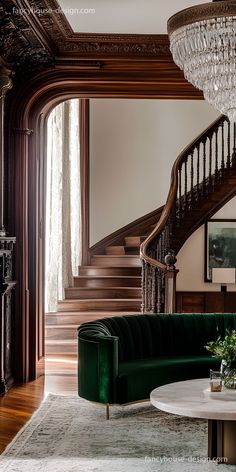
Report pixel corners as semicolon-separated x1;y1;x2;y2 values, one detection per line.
0;355;78;454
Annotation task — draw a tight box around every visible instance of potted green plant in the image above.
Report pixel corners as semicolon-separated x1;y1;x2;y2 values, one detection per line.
205;329;236;388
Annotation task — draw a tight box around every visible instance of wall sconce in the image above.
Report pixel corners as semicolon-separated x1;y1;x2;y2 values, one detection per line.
212;268;236;293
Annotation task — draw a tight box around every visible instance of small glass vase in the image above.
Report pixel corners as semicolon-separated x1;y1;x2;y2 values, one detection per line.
220;359;231;379
221;359;236;389
224;369;236;389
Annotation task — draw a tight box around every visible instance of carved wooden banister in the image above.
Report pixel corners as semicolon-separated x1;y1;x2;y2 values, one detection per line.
140;114;235;313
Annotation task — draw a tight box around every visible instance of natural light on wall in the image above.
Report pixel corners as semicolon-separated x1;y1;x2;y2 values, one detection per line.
45;99;82;313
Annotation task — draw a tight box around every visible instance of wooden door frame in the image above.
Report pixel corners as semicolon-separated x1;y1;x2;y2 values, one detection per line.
8;88;91;382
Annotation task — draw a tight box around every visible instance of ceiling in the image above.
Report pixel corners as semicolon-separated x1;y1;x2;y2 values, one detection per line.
57;0;208;35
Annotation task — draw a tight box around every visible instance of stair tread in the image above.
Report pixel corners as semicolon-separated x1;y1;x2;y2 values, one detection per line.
46;339;76;345
59;298;141;302
46;324;78;329
82;266;139;269
46;311;136;315
75;275;141;278
67;286;140;291
92;255;140;258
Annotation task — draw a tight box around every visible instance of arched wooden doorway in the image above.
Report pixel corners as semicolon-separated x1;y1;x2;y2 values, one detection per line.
6;68;200;384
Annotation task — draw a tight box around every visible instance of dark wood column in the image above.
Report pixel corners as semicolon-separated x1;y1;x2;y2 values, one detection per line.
0;65;12;235
0;65;16;393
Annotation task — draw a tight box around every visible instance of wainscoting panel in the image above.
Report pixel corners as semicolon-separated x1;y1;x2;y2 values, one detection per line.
176;292;236;314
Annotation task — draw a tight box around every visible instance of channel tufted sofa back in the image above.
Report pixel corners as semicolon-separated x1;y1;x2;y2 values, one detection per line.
78;313;236;362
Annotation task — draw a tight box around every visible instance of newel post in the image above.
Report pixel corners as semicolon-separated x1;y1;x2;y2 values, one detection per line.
164;250;179;314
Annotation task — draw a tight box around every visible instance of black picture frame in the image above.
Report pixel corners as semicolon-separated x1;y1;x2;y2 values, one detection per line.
205;219;236;282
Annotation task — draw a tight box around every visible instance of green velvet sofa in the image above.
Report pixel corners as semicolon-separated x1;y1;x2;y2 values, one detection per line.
78;313;236;414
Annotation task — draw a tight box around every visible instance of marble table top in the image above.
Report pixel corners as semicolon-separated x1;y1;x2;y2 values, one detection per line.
150;379;236;421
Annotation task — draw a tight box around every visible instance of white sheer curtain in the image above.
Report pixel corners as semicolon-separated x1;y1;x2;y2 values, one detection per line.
45;99;82;312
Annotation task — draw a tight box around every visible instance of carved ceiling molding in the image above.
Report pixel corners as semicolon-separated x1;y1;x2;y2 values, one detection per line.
23;0;171;57
0;0;54;77
1;0;172;79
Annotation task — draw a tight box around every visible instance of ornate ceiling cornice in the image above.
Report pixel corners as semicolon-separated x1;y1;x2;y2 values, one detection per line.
0;0;172;79
30;0;171;57
0;0;54;76
4;0;170;60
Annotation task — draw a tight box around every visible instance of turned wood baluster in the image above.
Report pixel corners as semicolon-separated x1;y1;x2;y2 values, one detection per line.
233;123;236;162
157;269;162;313
190;151;194;207
178;165;182;220
203;139;206;195
197;144;200;197
221;121;225;176
209;134;213;188
215;128;219;180
141;260;145;313
145;261;149;312
184;159;187;211
151;266;156;313
227;119;231;169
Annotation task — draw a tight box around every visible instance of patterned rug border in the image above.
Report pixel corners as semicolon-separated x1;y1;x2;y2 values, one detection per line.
2;394;79;457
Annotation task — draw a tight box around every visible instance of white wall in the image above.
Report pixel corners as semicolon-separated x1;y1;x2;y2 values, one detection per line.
90;99;218;245
177;197;236;292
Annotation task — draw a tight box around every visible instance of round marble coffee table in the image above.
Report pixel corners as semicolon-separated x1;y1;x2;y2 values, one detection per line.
151;378;236;465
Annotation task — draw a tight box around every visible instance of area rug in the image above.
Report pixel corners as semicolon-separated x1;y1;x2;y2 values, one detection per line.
0;394;233;471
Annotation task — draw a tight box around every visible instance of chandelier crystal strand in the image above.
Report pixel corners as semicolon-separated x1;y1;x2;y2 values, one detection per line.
169;10;236;122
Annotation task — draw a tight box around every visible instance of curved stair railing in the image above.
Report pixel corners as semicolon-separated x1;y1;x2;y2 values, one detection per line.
140;115;236;313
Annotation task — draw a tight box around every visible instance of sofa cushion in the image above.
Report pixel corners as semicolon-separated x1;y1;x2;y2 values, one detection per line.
116;355;220;404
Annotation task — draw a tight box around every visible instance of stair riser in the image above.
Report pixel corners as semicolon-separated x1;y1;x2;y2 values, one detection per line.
125;236;147;247
45;343;77;355
91;256;141;267
106;246;139;255
45;328;77;341
65;288;141;299
79;266;141;276
45;312;136;325
73;276;141;288
58;300;141;312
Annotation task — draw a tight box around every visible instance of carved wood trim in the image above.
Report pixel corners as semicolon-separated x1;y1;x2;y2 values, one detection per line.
22;0;171;57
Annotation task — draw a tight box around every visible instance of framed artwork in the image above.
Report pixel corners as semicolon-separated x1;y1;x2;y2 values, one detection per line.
205;219;236;282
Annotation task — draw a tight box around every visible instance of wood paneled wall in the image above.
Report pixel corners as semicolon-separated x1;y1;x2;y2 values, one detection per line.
177;292;236;313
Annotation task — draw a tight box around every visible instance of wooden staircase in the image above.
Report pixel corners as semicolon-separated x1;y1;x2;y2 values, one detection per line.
45;233;153;355
141;115;236;313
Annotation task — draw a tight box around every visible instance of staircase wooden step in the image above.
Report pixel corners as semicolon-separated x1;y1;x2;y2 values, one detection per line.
58;298;141;312
45;339;77;355
105;245;140;255
105;246;125;255
79;266;141;276
91;255;141;267
65;287;141;299
125;236;146;247
45;311;137;326
73;275;141;288
45;325;77;341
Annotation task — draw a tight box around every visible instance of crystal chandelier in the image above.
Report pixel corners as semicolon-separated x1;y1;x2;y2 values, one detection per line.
168;0;236;121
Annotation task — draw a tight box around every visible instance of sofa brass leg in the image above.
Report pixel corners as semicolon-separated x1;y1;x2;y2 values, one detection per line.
106;403;110;420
